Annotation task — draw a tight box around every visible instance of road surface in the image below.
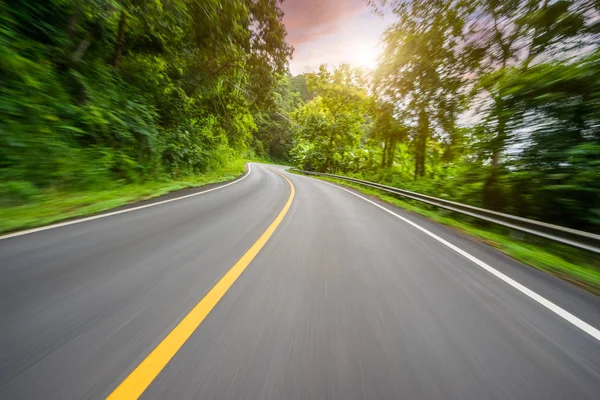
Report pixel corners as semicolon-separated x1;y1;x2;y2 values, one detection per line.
1;163;599;399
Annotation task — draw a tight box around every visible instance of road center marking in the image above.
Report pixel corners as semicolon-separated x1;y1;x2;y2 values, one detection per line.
106;167;295;399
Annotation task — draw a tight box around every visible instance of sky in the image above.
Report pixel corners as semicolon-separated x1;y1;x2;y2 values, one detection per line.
280;0;395;75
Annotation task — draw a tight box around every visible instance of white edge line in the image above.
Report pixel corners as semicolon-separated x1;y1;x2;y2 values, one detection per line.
0;164;253;240
307;176;600;342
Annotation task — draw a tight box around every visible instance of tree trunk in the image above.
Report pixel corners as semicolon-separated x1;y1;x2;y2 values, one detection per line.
322;131;336;172
483;96;507;210
386;138;396;168
67;8;80;45
112;11;127;67
491;104;506;169
414;108;428;179
381;138;388;168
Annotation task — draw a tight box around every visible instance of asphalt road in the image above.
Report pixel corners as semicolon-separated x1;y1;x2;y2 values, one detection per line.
1;163;600;399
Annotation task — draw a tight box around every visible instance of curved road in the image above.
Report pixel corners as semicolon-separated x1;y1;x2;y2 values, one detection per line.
1;163;599;399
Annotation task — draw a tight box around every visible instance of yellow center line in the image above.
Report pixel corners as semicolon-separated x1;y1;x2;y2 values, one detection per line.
107;167;295;400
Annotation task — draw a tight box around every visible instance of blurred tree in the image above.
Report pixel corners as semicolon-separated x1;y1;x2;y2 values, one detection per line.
371;102;407;168
357;0;600;232
0;0;293;194
374;0;479;179
498;50;600;229
470;0;593;208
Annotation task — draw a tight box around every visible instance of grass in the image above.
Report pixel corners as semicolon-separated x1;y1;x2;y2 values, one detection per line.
5;159;598;294
303;173;600;295
0;158;250;234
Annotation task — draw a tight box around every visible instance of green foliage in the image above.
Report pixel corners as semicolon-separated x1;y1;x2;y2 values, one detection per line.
291;0;600;236
497;51;600;230
0;158;249;233
290;65;369;171
253;74;301;161
290;74;311;102
370;102;407;168
3;0;600;244
1;0;292;201
375;0;477;178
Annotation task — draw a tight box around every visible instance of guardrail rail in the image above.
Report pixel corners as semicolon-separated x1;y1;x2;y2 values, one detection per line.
292;169;600;254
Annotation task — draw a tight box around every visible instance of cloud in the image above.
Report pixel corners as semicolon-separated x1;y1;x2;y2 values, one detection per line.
281;0;368;45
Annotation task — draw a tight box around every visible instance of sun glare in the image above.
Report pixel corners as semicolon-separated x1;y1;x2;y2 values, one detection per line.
346;42;380;70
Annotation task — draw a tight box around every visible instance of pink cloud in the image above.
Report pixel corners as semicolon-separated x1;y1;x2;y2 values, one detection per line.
281;0;368;45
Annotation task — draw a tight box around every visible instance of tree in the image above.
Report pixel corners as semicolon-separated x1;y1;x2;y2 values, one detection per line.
290;65;368;172
371;102;407;168
0;0;293;195
469;0;593;208
495;50;600;230
374;0;478;179
253;74;302;160
290;74;311;102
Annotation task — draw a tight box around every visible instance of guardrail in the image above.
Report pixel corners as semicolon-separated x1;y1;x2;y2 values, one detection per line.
292;169;600;254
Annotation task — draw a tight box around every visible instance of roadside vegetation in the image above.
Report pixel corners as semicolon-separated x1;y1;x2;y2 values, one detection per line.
2;1;599;291
285;1;600;292
1;1;298;232
0;158;250;234
290;0;600;235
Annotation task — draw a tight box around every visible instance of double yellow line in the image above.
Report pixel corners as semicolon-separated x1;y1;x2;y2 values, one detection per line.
107;168;295;399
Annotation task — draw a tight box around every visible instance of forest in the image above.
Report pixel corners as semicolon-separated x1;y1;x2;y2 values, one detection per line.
1;0;292;202
289;0;600;235
2;0;600;236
